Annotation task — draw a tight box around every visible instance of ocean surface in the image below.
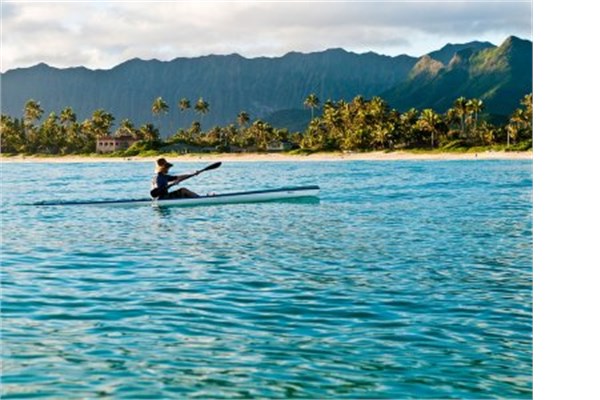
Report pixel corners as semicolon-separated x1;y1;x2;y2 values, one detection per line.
1;159;532;399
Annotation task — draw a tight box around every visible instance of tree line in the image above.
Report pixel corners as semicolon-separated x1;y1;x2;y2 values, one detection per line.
0;93;532;155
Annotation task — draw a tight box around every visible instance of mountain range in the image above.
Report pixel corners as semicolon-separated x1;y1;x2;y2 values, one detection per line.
0;36;531;135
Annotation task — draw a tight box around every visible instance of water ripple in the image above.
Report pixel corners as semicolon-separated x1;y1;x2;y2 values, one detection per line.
1;160;532;398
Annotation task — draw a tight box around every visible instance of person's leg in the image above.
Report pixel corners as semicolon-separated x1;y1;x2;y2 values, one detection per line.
166;188;200;198
179;188;200;198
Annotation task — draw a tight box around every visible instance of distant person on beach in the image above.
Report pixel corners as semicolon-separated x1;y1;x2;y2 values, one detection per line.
151;158;200;199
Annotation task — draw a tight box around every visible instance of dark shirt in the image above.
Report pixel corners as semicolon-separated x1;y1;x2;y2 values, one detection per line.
152;172;177;197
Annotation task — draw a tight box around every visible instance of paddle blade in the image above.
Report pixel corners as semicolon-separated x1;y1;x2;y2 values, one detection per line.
201;161;222;172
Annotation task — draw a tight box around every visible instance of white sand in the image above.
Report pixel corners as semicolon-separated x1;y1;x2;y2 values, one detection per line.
1;151;532;163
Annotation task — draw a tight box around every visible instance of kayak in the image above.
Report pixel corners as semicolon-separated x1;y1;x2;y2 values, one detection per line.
33;185;320;207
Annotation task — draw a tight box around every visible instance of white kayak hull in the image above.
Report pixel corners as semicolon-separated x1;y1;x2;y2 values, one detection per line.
34;185;320;207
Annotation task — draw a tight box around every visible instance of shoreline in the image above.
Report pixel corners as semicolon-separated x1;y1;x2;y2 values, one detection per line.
0;150;532;163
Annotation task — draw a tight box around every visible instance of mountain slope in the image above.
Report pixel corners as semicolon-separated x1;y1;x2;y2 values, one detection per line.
381;36;532;118
426;41;495;64
0;50;416;134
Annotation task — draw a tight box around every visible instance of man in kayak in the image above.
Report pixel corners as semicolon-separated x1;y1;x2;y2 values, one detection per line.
151;158;200;199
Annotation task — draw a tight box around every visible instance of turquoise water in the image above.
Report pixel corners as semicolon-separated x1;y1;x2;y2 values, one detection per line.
1;160;532;399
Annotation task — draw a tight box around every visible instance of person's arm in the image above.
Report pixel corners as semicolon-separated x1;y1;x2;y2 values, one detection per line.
166;174;179;183
173;171;200;184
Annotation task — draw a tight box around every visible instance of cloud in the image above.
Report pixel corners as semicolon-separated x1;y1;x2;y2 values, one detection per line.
0;1;532;72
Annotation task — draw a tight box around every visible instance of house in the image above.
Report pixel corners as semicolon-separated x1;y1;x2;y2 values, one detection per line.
228;145;246;153
96;135;137;153
266;140;293;152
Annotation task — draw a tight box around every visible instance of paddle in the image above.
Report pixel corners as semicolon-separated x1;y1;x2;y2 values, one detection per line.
151;161;221;198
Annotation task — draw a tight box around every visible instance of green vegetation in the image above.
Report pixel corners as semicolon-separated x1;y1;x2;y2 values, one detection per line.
0;93;532;156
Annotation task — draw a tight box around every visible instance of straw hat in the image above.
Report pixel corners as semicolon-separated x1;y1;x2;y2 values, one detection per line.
155;158;173;173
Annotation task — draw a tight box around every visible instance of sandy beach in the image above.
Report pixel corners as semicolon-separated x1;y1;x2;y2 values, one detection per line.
0;151;532;163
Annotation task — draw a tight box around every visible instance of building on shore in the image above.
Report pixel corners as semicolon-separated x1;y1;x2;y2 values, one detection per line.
96;136;137;153
267;140;293;152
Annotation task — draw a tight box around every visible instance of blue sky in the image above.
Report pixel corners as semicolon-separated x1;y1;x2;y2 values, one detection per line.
1;1;532;72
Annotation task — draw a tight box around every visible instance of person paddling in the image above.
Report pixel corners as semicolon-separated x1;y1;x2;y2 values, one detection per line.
151;158;200;199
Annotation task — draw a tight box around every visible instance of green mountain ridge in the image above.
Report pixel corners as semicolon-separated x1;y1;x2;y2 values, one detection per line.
1;37;531;135
381;36;532;119
426;41;495;65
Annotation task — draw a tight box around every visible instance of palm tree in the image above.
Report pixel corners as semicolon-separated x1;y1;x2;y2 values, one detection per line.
151;97;169;135
24;99;44;126
0;115;25;153
23;99;44;151
194;97;210;130
321;101;343;148
237;111;250;129
58;107;81;153
152;97;169;117
453;97;468;138
90;109;115;138
40;111;67;154
520;93;533;140
247;120;273;151
176;98;191;138
508;109;525;147
478;121;496;146
445;108;460;132
417;109;442;148
58;107;76;152
188;121;202;144
179;98;191;112
222;124;238;149
368;97;388;119
366;97;392;149
59;107;77;126
467;98;484;130
398;108;419;148
302;120;322;150
235;111;250;147
115;119;136;138
371;121;394;150
139;123;160;142
352;95;366;107
522;94;533;118
304;93;320;121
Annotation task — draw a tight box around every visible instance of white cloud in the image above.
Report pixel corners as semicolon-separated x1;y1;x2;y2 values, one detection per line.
0;1;532;72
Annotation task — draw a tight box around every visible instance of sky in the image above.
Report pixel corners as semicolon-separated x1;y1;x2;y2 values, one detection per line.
0;0;532;72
